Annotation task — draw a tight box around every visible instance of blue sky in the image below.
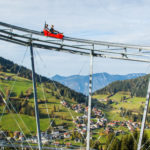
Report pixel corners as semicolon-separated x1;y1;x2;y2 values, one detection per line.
0;0;150;77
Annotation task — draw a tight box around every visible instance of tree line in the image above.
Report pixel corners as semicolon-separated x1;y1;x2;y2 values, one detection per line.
94;74;150;97
90;130;150;150
6;99;35;116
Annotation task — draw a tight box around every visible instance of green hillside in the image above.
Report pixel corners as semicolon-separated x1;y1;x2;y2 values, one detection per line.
94;74;150;97
0;57;86;103
93;74;150;123
0;71;84;134
0;57;87;135
92;75;150;149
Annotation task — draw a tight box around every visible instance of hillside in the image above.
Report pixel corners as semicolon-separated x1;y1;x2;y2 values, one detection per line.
52;73;145;95
0;60;91;148
0;71;85;133
0;58;88;135
1;57;150;149
0;57;86;103
94;74;150;97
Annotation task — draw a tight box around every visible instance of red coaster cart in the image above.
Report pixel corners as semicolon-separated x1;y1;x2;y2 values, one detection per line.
43;29;64;39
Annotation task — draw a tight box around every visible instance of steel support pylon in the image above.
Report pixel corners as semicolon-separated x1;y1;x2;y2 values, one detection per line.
30;44;42;150
86;49;94;150
137;78;150;150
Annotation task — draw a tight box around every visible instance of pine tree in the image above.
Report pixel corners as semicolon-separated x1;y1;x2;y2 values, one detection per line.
121;135;129;150
105;133;115;150
18;91;24;98
127;134;134;150
109;138;120;150
51;120;56;127
142;132;150;149
53;105;56;112
100;145;103;150
133;130;138;150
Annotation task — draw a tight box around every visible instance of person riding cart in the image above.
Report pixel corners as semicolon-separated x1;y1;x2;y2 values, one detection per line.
43;23;64;39
44;24;49;31
50;25;59;34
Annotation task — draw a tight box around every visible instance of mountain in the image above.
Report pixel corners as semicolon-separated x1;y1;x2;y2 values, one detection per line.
94;74;150;97
52;73;146;95
0;57;86;103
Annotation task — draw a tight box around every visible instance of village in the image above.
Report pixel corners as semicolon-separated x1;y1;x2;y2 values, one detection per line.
0;99;145;148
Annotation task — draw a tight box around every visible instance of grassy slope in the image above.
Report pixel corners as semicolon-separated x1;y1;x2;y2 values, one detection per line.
93;92;146;121
93;92;150;141
0;72;82;135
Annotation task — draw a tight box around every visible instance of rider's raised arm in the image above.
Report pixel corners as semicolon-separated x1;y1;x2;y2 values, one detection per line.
44;24;49;31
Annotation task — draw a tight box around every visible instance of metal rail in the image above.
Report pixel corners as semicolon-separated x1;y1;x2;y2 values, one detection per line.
0;29;150;63
0;22;42;35
1;30;150;58
0;21;150;50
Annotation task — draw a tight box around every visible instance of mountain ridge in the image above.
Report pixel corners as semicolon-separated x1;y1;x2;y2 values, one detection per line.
94;73;150;97
52;72;146;95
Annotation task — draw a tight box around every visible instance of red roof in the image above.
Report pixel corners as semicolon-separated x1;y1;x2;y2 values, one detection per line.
66;143;72;146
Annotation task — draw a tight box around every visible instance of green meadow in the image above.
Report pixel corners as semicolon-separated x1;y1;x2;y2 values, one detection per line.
0;72;81;135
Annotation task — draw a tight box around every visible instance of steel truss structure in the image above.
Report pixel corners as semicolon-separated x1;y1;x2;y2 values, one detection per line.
0;22;150;150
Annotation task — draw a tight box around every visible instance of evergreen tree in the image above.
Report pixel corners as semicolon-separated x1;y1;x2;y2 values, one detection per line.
53;105;56;112
51;120;56;127
109;138;120;150
100;145;103;150
133;130;138;150
19;91;24;98
127;135;134;150
105;133;115;150
142;132;150;150
121;135;129;150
